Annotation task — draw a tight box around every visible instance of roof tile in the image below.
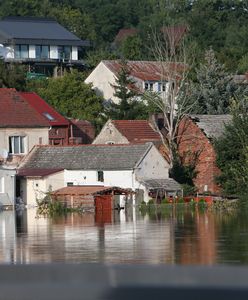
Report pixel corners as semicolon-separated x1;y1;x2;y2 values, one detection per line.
0;88;50;128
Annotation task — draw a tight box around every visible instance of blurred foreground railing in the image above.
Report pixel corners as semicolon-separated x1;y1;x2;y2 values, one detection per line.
1;264;248;300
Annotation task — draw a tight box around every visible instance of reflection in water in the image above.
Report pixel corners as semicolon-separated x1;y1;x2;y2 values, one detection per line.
0;206;248;264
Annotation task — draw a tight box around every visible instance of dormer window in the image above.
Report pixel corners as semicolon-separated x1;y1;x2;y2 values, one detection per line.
43;112;55;121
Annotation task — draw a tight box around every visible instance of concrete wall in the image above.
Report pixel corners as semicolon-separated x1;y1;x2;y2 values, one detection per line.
93;120;129;144
85;62;119;103
24;171;64;207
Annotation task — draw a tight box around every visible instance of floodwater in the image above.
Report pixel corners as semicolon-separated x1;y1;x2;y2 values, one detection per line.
0;205;248;265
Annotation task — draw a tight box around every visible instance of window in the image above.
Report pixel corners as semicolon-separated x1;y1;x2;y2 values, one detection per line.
149;83;153;91
67;182;73;186
9;136;26;154
106;141;115;145
0;177;4;193
43;112;55;121
144;82;149;90
35;45;49;59
97;171;104;182
14;45;29;59
58;46;72;60
158;82;161;92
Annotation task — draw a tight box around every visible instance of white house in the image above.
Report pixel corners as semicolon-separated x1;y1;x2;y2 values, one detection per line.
17;143;180;206
85;60;183;103
0;17;89;76
0;88;50;206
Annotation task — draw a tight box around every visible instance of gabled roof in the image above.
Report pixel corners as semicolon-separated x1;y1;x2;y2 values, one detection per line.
190;115;232;139
0;16;88;46
18;143;153;171
112;120;160;143
0;88;50;128
20;92;69;126
102;60;185;81
114;28;139;44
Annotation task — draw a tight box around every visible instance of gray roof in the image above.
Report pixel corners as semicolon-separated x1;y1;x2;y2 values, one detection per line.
19;144;152;171
190;115;232;139
0;17;88;46
141;178;181;191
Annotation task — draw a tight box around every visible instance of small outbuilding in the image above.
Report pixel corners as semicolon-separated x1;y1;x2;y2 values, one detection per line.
51;185;133;211
140;178;182;203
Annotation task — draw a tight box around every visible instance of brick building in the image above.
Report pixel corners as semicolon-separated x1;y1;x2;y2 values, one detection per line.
177;115;232;195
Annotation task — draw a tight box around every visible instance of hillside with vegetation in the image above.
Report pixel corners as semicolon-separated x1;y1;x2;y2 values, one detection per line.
1;0;248;71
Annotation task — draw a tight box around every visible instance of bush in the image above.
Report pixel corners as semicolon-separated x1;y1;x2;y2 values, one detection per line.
161;198;170;204
182;184;197;196
177;197;185;204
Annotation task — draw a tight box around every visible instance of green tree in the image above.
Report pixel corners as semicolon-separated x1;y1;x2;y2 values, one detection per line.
215;110;248;196
27;70;105;129
106;60;148;119
190;48;248;114
0;59;27;90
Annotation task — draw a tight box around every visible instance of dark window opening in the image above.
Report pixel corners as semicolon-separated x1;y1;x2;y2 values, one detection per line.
97;171;104;182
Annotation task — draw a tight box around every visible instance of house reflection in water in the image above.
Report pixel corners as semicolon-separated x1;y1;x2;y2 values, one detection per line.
175;210;217;265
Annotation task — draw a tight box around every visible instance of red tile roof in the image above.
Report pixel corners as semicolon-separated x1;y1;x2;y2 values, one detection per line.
161;25;188;49
102;60;185;82
0;88;50;128
20;92;69;126
112;120;160;143
114;28;139;44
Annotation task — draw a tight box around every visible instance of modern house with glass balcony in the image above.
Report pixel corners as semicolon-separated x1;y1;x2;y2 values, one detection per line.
0;16;89;77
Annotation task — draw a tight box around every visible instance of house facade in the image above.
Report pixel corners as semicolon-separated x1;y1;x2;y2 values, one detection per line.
85;60;183;103
177;115;232;195
93;119;160;144
0;17;89;76
17;143;178;206
0;88;50;204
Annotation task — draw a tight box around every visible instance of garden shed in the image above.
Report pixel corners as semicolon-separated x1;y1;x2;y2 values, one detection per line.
51;185;132;211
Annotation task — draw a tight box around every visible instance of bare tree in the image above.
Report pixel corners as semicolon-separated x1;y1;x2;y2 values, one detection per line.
144;26;195;168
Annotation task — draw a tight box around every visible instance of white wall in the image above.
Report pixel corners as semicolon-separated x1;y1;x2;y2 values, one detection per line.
0;167;16;204
29;45;35;59
50;46;58;59
25;171;64;207
0;45;14;59
85;62;119;103
0;127;49;160
71;46;78;60
135;145;169;180
93;120;129;144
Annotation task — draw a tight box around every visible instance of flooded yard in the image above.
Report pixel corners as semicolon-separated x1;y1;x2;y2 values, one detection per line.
0;206;248;265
